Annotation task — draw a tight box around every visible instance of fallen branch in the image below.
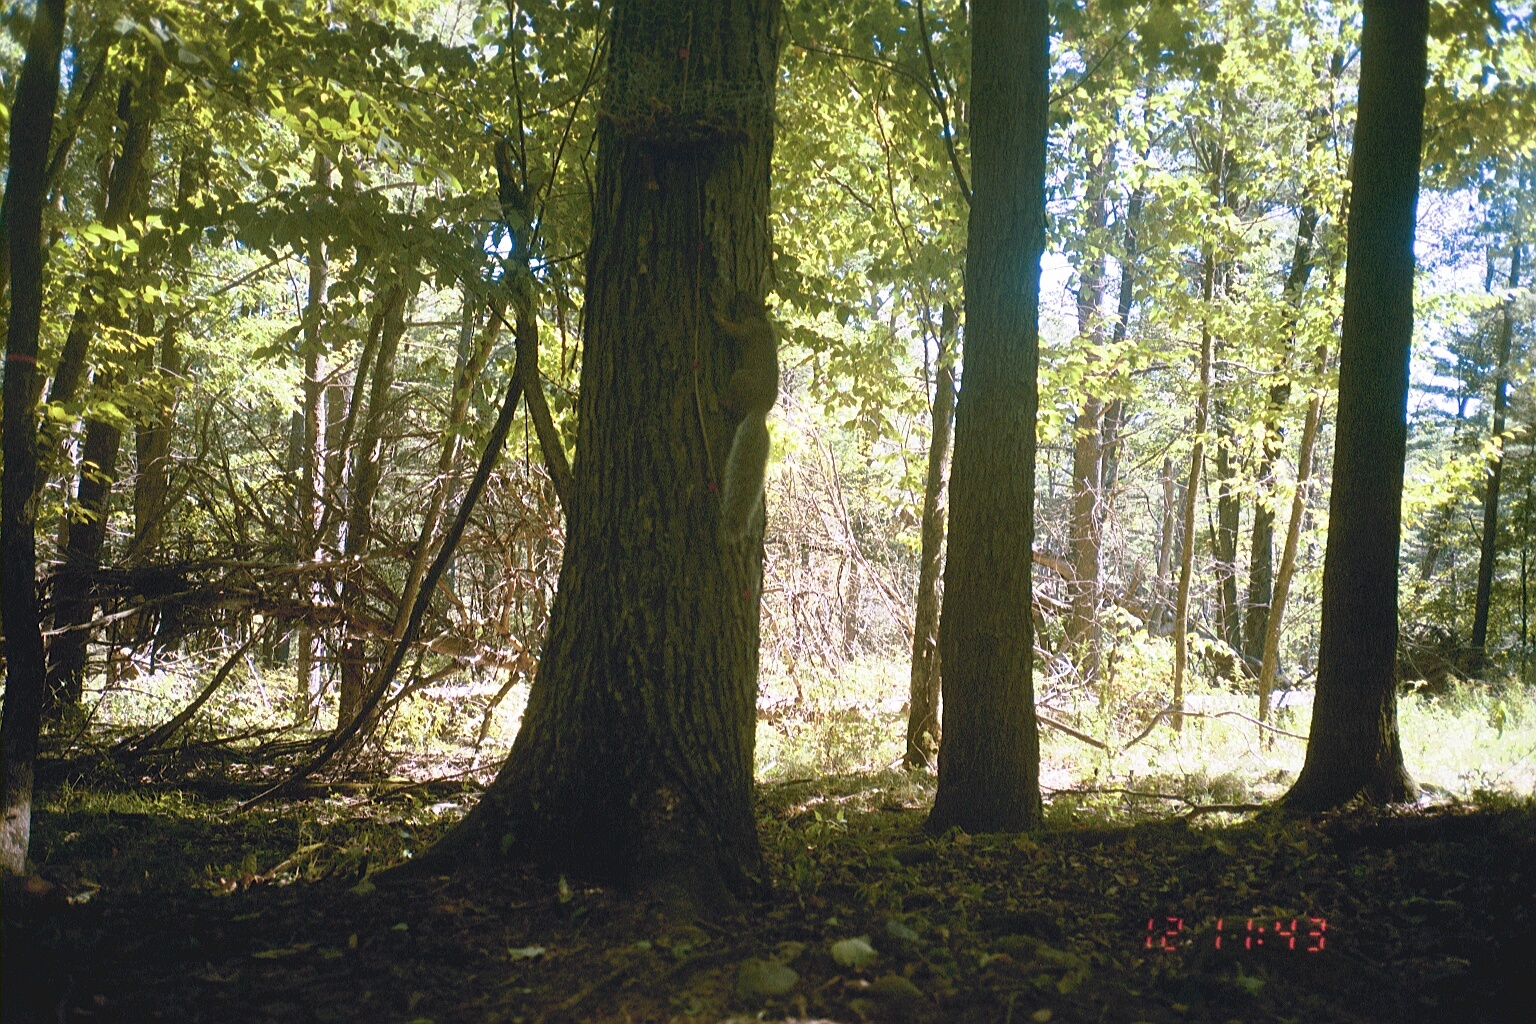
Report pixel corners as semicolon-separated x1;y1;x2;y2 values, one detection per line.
1036;713;1108;750
121;627;264;754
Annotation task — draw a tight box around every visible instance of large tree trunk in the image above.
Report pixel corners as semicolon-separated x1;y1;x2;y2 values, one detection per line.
1471;244;1521;658
1;0;67;875
905;304;957;770
1245;209;1320;665
1285;0;1427;811
338;278;412;724
421;0;778;901
1171;251;1215;730
928;0;1047;834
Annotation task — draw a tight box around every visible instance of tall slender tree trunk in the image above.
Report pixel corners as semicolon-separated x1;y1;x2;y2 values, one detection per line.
339;277;411;724
928;0;1047;833
1258;385;1323;721
1;0;67;875
905;304;957;770
1213;420;1242;653
1066;163;1110;675
1286;0;1427;811
422;0;779;901
1172;252;1216;730
295;153;330;724
35;62;165;500
1100;191;1143;503
1471;244;1521;660
1245;209;1320;664
132;320;179;559
1153;456;1178;634
394;291;500;637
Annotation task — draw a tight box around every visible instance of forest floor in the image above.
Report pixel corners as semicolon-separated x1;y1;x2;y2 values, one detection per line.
3;752;1533;1024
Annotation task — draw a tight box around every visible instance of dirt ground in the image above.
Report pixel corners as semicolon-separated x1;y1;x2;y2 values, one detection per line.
3;771;1532;1024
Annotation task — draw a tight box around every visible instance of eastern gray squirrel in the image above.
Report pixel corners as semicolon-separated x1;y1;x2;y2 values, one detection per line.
712;302;778;543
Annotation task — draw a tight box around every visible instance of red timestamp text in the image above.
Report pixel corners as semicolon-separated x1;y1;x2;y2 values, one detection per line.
1143;916;1328;952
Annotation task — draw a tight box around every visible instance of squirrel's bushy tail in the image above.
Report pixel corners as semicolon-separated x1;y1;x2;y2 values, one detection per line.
719;409;770;543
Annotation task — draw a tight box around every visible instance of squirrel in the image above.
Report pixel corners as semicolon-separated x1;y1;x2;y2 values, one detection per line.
711;300;779;544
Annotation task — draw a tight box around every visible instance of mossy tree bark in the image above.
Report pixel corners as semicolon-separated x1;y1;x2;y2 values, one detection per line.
1285;0;1427;811
1;0;67;874
423;0;778;900
927;0;1047;834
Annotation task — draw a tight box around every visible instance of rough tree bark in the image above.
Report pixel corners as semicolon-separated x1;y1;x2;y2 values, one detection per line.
927;0;1047;833
1171;251;1215;731
1471;244;1521;659
420;0;779;901
1285;0;1427;811
904;304;957;770
1;0;67;875
1244;209;1319;665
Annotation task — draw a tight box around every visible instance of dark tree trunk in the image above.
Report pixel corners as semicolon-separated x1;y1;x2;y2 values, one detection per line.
905;304;957;770
1;0;67;875
339;278;411;724
132;321;179;559
422;0;779;901
43;402;128;713
1286;0;1427;811
928;0;1047;834
36;61;164;498
1245;209;1319;664
1471;244;1521;658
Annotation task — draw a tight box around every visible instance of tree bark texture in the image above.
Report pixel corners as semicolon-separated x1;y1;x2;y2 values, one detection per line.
1286;0;1427;811
1172;251;1215;731
904;305;957;770
1;0;67;875
1471;244;1521;656
928;0;1047;834
424;0;779;899
1244;209;1319;664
